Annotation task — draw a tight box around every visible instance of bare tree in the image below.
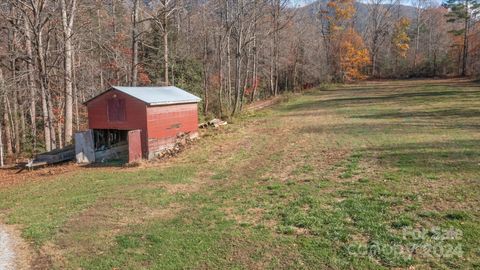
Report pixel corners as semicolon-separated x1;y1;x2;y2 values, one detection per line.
412;0;429;70
365;0;399;77
131;0;139;86
1;69;13;156
61;0;77;145
155;0;177;85
0;68;6;165
24;16;37;151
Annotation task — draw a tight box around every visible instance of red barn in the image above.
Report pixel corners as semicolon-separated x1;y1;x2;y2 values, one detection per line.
80;86;201;162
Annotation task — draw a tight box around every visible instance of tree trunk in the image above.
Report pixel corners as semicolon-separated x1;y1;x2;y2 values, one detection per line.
24;18;37;151
202;7;208;115
40;86;51;151
226;34;232;108
0;111;3;166
73;51;80;130
225;0;232;108
461;11;468;76
12;86;20;154
47;88;57;150
112;0;120;82
61;0;77;146
57;99;64;148
273;0;280;96
413;9;421;70
2;97;13;156
0;69;12;160
164;11;169;85
232;0;244;116
20;103;26;149
218;35;224;117
250;27;258;102
240;42;251;112
293;53;298;90
10;30;20;154
97;9;104;90
36;29;53;151
131;0;139;86
371;51;377;77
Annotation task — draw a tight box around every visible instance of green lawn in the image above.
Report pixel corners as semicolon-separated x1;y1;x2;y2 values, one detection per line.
1;79;479;269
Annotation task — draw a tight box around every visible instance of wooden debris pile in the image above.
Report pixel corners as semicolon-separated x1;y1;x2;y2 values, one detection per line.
198;118;227;129
20;145;75;172
155;132;195;159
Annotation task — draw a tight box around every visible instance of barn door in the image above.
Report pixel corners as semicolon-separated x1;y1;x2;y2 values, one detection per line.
128;129;142;163
75;130;95;163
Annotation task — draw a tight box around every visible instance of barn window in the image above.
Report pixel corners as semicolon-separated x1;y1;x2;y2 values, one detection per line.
107;98;126;122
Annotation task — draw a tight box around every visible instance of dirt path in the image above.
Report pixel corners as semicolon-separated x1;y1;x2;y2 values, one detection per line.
246;96;283;111
0;225;15;270
0;224;32;270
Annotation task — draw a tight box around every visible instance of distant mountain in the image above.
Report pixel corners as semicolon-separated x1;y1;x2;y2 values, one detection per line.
298;0;417;31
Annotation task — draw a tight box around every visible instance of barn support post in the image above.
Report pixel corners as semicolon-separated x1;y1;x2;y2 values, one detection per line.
128;129;142;163
75;130;95;163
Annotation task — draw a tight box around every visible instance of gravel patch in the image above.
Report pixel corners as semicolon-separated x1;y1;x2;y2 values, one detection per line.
0;225;15;270
0;224;31;270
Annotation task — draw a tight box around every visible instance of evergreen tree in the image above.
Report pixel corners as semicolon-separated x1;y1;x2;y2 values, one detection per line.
444;0;480;76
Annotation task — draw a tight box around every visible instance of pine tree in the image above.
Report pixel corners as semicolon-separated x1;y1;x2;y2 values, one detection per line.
444;0;480;76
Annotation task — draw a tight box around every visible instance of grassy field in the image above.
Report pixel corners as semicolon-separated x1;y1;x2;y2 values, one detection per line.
0;79;479;269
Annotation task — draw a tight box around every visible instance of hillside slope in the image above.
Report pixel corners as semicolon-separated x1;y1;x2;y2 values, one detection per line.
0;79;479;269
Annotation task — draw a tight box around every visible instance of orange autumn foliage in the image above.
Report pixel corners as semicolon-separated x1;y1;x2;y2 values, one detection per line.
339;28;371;81
326;0;355;23
323;0;370;81
137;65;152;85
392;17;411;58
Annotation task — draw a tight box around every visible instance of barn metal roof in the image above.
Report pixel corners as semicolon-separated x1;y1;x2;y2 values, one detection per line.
110;86;201;105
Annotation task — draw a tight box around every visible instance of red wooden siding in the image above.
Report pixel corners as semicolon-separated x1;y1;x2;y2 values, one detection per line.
128;130;142;163
146;103;198;157
107;98;126;122
86;89;199;160
87;89;148;157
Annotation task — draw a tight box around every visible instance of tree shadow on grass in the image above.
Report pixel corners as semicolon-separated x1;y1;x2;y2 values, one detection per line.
299;121;480;135
353;108;480;120
320;80;480;92
280;109;480;124
366;139;480;175
298;121;480;174
280;88;480;112
283;81;480;174
299;122;423;135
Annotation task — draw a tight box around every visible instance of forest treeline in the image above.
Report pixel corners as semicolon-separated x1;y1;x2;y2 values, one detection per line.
0;0;479;159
